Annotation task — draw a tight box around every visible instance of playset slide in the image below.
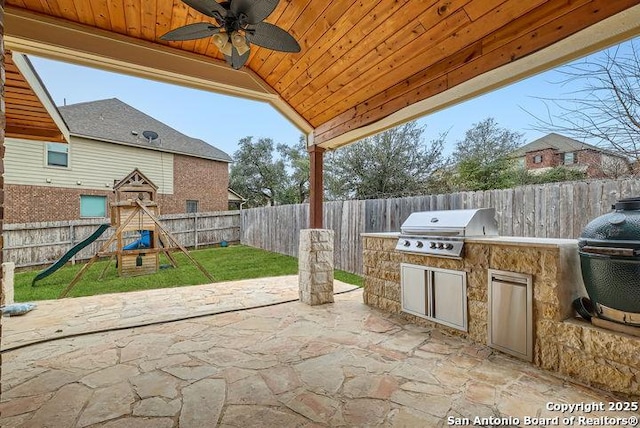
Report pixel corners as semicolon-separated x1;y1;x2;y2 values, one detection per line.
123;230;151;250
31;223;111;286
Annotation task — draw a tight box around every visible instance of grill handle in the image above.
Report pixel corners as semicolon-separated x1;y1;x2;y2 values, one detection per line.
580;245;640;257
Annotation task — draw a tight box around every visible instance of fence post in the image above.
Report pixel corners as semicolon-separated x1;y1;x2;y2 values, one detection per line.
70;224;76;265
194;213;199;249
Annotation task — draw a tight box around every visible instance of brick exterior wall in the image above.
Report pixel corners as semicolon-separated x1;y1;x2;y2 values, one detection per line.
5;185;113;223
5;154;229;223
525;148;559;169
576;149;605;178
525;148;610;178
157;154;229;215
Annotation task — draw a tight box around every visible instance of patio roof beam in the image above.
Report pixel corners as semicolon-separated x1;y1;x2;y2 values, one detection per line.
308;145;325;229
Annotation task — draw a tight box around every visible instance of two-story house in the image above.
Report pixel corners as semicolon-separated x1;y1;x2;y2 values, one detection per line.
5;52;233;224
511;133;629;178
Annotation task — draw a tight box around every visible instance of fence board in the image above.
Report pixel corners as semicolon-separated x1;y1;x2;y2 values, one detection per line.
240;178;640;274
10;178;640;274
4;211;240;268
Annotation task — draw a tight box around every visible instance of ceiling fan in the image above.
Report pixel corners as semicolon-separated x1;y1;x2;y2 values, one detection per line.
161;0;301;70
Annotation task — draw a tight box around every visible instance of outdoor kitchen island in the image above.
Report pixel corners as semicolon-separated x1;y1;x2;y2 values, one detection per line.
362;232;640;397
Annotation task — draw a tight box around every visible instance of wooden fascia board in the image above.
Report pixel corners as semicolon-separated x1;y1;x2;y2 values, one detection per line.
316;4;640;150
4;6;313;135
11;52;70;143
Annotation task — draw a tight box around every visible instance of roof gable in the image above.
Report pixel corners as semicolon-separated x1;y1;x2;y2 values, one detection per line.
114;168;158;191
58;98;232;163
512;133;623;158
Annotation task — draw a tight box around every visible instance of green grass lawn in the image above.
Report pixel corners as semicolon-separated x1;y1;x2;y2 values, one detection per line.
16;245;363;302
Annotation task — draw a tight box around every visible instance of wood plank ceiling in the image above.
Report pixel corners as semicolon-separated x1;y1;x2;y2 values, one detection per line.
4;49;66;142
5;0;640;148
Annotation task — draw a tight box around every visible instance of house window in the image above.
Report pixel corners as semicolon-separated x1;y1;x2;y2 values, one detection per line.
533;155;543;164
563;152;575;164
80;195;107;217
47;143;69;167
186;200;199;213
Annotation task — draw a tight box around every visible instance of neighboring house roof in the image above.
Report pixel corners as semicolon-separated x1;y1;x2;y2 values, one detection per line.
228;188;247;203
511;133;624;159
58;98;232;163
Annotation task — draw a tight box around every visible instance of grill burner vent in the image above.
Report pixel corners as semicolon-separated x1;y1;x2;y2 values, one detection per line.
396;208;498;258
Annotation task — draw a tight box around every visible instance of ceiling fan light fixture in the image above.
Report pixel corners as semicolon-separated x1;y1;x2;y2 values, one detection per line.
231;31;251;56
212;33;233;56
163;0;300;70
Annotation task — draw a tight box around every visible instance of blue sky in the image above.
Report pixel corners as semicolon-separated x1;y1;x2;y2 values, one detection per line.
27;39;627;158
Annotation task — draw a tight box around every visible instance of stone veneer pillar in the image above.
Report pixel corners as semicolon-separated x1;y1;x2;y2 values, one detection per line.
298;229;334;305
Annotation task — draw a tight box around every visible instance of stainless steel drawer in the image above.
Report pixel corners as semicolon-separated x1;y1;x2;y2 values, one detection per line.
488;269;533;362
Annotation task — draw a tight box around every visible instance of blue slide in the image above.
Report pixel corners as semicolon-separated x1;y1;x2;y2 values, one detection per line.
123;230;151;250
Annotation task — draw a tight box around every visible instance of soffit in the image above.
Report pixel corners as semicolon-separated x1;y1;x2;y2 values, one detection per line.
4;49;67;142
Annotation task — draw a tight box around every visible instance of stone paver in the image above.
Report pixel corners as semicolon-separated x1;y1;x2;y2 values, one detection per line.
2;285;637;427
2;275;358;350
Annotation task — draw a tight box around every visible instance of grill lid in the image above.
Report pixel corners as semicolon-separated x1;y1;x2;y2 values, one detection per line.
400;208;498;236
579;196;640;251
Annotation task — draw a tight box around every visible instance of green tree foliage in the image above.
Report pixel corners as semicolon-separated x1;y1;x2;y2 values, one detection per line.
229;136;288;207
325;121;447;199
452;118;524;190
230;136;311;207
277;136;310;204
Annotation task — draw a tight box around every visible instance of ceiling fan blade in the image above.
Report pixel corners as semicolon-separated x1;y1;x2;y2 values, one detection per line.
182;0;227;18
246;22;300;52
231;0;279;25
230;44;251;70
160;23;221;41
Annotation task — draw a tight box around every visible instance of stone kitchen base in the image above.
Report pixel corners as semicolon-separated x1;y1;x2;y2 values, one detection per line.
362;233;640;397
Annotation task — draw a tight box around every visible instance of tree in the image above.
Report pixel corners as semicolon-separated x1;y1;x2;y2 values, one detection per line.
452;118;524;191
277;136;310;204
531;40;640;163
229;136;288;207
325;121;447;200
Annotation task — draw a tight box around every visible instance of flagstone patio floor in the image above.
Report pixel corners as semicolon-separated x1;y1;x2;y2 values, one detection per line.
1;276;637;427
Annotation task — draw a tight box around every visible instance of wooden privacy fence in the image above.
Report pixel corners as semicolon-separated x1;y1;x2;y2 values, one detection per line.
4;211;240;268
241;178;640;275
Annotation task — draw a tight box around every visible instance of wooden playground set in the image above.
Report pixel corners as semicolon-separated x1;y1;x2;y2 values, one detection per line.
32;169;214;298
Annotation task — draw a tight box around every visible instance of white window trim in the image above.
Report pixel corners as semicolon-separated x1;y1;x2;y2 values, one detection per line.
44;142;71;169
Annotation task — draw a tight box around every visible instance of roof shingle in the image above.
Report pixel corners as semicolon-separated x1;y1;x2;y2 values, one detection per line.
58;98;232;163
511;133;623;159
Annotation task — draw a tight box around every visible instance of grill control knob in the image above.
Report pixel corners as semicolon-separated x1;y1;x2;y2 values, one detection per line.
444;243;454;250
437;242;444;249
416;241;424;248
429;242;437;249
403;240;411;247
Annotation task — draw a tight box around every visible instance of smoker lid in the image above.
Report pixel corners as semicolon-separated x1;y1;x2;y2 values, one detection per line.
579;196;640;250
400;208;498;235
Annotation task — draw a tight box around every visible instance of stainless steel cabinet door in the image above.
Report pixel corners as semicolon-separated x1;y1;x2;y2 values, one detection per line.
490;280;529;357
401;264;427;316
432;270;466;329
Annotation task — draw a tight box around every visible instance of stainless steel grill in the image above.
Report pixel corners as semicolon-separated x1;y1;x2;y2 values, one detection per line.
396;208;498;258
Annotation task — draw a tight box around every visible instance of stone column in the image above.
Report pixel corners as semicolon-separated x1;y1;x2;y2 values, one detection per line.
2;262;14;305
299;229;334;305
